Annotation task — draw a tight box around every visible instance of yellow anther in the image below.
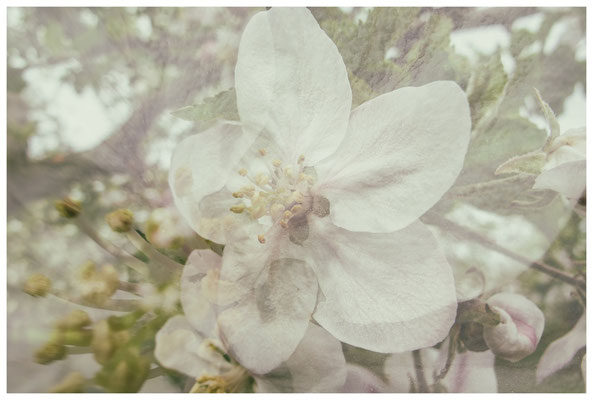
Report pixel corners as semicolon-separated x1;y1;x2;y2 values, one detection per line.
240;186;255;198
283;210;293;219
238;168;248;176
258;148;267;156
257;234;266;244
280;220;288;228
298;154;305;164
273;159;282;168
291;205;302;214
232;192;244;198
230;204;246;214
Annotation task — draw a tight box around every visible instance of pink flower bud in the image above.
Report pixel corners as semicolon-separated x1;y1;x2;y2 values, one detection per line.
482;293;545;362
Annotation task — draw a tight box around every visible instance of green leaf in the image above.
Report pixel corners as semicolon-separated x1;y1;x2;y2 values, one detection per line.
171;88;239;123
495;151;547;175
534;87;560;140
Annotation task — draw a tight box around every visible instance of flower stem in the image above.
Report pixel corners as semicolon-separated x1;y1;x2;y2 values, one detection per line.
412;349;429;393
49;291;141;312
126;229;183;272
75;217;150;278
423;212;586;290
66;346;92;355
433;325;460;383
118;281;141;295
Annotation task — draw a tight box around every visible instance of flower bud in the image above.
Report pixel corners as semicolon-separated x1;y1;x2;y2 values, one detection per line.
91;319;130;365
49;371;86;393
77;262;119;306
482;293;544;362
55;198;81;218
34;341;66;364
95;348;150;393
105;209;134;233
55;309;91;330
23;273;51;297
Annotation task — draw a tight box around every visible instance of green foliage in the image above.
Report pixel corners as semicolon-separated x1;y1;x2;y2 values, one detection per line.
171;88;239;123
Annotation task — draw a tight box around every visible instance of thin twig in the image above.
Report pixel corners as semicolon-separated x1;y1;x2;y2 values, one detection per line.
423;212;586;290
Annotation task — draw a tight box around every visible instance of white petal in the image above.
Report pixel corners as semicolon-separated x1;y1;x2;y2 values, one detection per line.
180;250;225;338
168;123;257;243
217;237;318;374
154;315;212;378
455;267;486;302
235;8;352;164
534;160;586;199
384;348;439;392
339;364;387;393
256;323;347;392
483;293;545;363
442;348;497;392
308;218;457;353
536;314;586;384
315;81;471;233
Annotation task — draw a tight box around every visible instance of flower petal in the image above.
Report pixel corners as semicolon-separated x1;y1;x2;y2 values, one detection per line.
315;81;471;233
168;123;258;243
340;364;388;393
154;315;213;378
216;236;318;374
536;314;585;384
483;293;545;363
308;218;457;353
256;323;347;392
534;159;586;199
235;7;352;164
180;249;236;338
441;348;497;392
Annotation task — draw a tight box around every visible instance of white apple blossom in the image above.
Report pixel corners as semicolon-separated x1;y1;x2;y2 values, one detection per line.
154;249;346;393
482;292;545;362
169;8;471;373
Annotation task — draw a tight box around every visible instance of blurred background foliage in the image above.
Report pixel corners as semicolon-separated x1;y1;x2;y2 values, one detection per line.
7;7;585;393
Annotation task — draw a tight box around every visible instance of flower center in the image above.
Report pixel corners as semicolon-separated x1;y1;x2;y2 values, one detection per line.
229;150;317;244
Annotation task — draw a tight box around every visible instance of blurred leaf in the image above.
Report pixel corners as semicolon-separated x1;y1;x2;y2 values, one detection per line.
171;88;239;123
467;51;508;128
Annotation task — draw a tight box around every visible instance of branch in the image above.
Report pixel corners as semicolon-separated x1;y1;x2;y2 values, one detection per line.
423;212;586;290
